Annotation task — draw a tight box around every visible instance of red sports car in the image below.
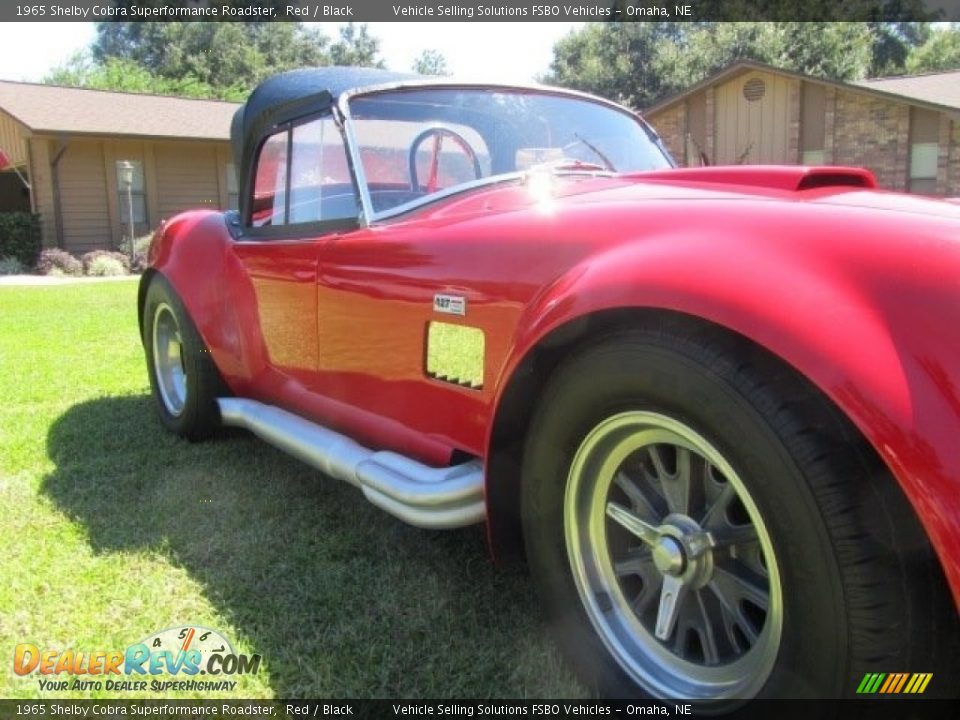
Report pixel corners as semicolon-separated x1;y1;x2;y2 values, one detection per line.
140;67;960;701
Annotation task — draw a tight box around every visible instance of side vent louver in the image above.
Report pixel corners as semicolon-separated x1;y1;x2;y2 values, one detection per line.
425;322;485;390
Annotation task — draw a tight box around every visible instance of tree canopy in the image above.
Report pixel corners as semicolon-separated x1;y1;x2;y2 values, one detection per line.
546;22;960;109
46;21;384;100
412;49;450;76
906;24;960;73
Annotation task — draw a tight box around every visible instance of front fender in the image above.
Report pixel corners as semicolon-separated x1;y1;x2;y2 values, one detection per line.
490;231;960;607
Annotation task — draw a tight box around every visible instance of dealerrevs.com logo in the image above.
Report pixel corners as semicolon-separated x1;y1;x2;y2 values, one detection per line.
14;626;261;693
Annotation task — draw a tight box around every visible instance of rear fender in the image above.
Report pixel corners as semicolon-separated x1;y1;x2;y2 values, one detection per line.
142;210;267;393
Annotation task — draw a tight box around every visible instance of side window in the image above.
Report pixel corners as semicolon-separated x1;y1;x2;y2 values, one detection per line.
251;130;288;227
290;117;356;223
249;115;356;228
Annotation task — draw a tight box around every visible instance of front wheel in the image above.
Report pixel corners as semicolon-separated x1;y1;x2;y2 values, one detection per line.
521;327;957;700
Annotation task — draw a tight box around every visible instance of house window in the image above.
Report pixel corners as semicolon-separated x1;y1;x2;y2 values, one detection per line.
249;115;355;228
909;108;940;195
226;162;239;211
115;160;146;225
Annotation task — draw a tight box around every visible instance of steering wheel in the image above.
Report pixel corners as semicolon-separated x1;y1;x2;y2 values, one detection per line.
408;126;482;194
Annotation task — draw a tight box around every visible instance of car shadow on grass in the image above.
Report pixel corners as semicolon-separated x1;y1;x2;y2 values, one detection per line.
42;395;586;698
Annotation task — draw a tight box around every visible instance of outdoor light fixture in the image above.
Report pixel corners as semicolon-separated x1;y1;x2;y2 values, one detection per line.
120;160;135;266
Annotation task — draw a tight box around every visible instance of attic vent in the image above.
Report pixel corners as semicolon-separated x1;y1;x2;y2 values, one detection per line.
743;78;766;103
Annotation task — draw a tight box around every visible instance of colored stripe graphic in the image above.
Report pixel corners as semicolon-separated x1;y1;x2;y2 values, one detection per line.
893;673;909;693
878;674;896;693
856;672;932;694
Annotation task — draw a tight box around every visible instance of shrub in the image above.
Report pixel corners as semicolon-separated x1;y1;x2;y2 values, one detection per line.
81;250;130;276
0;256;26;275
119;233;153;273
87;255;127;277
35;248;82;276
0;212;42;267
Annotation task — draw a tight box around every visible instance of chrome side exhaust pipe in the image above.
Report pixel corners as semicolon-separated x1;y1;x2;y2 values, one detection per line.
217;398;485;529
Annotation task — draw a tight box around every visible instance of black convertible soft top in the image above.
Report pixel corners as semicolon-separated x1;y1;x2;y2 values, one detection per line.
230;67;417;220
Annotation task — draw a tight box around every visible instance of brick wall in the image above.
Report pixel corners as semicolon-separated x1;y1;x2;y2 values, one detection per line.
787;79;801;164
948;120;960;198
651;104;686;165
823;87;836;163
831;89;911;191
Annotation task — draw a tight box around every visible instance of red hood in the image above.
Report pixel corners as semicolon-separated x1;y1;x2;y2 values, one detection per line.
416;165;960;228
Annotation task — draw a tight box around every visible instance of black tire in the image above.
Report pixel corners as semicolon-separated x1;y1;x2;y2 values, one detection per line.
142;274;225;441
521;324;958;701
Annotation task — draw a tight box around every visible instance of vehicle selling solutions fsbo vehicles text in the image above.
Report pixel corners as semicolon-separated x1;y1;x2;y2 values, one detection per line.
388;4;690;18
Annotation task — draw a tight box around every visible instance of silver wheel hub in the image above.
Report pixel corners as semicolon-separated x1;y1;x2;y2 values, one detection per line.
565;411;783;700
652;535;685;577
152;302;187;417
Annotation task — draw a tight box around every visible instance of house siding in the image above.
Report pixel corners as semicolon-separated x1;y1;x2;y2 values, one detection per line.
154;142;222;220
28;138;56;242
22;135;231;252
57;139;111;254
0;109;28;166
647;68;960;197
714;71;794;164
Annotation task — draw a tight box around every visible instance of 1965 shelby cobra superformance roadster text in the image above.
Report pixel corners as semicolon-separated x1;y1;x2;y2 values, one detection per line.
140;68;960;700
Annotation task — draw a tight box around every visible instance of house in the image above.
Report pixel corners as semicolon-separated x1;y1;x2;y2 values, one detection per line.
0;81;240;254
644;60;960;197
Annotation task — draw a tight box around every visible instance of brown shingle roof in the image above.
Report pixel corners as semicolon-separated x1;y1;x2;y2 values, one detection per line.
0;80;239;140
854;71;960;111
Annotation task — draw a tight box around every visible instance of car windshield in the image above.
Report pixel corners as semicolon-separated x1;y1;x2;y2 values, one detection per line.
346;86;673;216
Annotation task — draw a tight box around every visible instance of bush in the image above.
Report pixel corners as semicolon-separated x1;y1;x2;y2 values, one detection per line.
86;255;127;277
81;250;130;276
0;212;42;267
119;233;153;273
35;248;82;276
0;256;26;275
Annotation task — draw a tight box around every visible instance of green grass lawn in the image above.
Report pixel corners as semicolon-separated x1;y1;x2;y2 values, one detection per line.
0;280;585;699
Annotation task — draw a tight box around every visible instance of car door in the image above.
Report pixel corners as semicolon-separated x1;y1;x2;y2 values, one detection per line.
229;112;359;402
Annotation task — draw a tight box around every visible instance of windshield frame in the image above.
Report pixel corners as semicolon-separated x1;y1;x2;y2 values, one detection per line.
337;80;674;225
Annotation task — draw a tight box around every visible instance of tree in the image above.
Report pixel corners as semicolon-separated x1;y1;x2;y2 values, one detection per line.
547;23;680;108
329;24;384;68
45;52;234;99
47;21;385;99
868;22;932;76
905;25;960;73
412;49;449;76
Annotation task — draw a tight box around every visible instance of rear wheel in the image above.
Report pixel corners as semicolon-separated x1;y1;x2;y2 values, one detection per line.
142;275;224;440
521;326;958;700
